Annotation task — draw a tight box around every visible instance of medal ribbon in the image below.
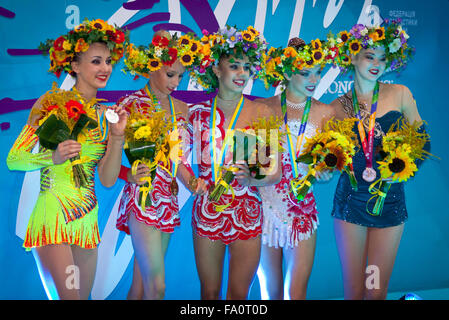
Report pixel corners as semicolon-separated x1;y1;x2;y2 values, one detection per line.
351;81;379;170
280;90;312;179
144;84;162;111
210;95;245;184
168;95;179;179
144;84;179;179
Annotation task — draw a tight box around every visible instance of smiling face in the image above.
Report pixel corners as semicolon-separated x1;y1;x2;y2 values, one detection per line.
149;60;186;97
287;65;322;98
352;47;387;82
71;42;113;91
213;54;251;97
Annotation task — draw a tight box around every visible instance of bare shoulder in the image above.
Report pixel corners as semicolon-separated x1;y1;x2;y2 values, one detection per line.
246;98;277;118
381;82;411;99
328;95;347;120
171;96;189;115
313;99;335;116
252;95;281;117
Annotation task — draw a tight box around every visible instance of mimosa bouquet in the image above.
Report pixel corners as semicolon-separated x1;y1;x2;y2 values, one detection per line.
292;118;359;202
208;116;284;205
32;83;100;188
124;108;181;209
368;119;432;216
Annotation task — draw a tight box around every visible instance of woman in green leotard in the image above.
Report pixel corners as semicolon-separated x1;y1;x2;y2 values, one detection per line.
6;19;128;300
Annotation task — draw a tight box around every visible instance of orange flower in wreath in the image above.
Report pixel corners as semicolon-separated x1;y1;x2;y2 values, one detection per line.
75;38;89;53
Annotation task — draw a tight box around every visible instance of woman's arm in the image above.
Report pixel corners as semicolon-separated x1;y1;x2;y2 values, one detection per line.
400;84;422;124
399;84;430;167
97;105;128;188
6;96;80;171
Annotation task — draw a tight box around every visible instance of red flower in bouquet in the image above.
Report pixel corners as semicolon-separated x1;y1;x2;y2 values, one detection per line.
65;100;86;121
47;104;59;112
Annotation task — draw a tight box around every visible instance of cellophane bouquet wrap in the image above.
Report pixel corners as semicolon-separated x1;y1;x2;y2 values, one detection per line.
208;116;285;204
292;118;359;202
32;83;99;188
124;108;181;209
368;119;432;216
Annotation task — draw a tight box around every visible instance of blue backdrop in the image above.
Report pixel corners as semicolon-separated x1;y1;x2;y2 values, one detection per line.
1;0;448;300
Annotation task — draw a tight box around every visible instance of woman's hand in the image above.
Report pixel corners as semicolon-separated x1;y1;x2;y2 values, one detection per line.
127;163;151;185
188;176;208;196
234;161;253;187
52;140;81;164
108;105;128;137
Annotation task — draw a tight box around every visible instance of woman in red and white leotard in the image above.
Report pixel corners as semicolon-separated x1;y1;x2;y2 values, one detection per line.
116;31;207;300
188;25;282;300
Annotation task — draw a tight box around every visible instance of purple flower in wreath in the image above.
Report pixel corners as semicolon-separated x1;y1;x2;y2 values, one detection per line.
389;59;399;71
400;32;407;45
350;24;365;39
361;35;371;48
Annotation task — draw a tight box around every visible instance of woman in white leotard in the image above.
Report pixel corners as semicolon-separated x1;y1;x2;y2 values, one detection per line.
256;37;336;299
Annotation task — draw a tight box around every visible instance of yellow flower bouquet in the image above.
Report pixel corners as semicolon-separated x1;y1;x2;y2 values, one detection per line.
292;118;359;202
124;107;181;209
368;119;432;216
32;83;100;188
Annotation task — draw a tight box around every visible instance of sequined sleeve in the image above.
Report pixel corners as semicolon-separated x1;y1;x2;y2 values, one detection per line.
6;124;54;171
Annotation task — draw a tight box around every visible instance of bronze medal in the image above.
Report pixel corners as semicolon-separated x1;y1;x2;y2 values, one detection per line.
170;179;179;196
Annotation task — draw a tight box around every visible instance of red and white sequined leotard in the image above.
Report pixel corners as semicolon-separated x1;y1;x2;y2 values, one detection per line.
189;99;263;244
116;89;191;234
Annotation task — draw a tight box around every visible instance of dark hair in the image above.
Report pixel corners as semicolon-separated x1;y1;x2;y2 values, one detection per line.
287;37;306;50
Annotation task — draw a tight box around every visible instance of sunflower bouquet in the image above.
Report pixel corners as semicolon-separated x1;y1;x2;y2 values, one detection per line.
31;83;99;188
368;119;432;216
124;107;181;209
292;118;359;202
208;116;284;204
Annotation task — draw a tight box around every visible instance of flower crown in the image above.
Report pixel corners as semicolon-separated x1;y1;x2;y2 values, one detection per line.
333;19;414;73
123;32;203;78
259;37;339;88
38;19;129;78
188;25;267;92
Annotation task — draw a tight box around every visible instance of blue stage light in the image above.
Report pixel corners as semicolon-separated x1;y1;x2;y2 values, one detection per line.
399;293;422;300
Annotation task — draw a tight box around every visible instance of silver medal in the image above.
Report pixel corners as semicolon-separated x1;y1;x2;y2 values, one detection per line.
362;167;377;182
